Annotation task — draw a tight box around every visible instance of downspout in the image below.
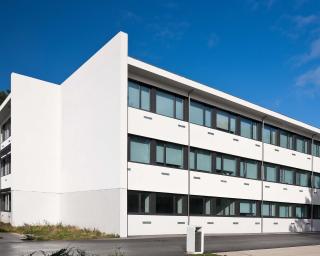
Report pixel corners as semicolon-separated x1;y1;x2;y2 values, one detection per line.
187;89;194;226
311;134;316;232
261;115;267;233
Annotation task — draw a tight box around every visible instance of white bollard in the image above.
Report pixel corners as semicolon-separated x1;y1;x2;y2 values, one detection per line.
186;226;204;254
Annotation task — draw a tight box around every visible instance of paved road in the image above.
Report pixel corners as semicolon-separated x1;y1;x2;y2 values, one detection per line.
1;233;320;256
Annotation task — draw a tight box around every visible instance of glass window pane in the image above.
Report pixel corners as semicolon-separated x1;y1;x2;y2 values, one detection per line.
216;156;222;170
223;157;236;176
189;151;195;170
279;206;287;217
262;203;269;216
141;193;150;213
175;97;183;120
241;119;252;139
140;86;150;111
240;202;256;216
217;111;229;131
190;197;203;215
246;162;258;179
128;81;140;108
156;91;175;118
296;138;304;153
205;199;211;215
176;197;183;214
280;132;288;148
216;199;235;216
265;165;277;182
240;202;250;213
315;175;320;189
128;192;139;213
130;137;150;164
156;194;174;214
296;206;302;218
156;144;164;164
281;169;294;185
230;116;236;134
166;144;183;168
297;173;309;187
271;129;277;145
190;101;204;126
204;108;212;127
263;127;271;144
196;150;211;172
252;123;258;140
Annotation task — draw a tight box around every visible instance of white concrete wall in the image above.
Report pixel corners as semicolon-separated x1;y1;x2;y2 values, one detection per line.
60;32;128;236
10;73;61;225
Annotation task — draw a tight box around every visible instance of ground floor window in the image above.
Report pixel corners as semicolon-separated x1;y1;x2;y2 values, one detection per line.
0;191;11;212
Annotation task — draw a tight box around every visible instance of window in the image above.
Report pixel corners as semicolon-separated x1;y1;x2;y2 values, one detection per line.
129;137;151;164
141;193;151;213
189;148;212;172
216;198;235;216
0;155;11;177
240;118;258;140
190;101;212;127
175;195;185;215
280;168;294;185
314;205;320;219
215;155;237;176
156;142;184;169
296;137;310;154
0;192;11;212
279;204;292;218
128;80;150;111
313;141;320;157
240;160;258;179
263;125;277;145
295;205;309;219
156;194;174;214
216;111;236;134
127;191;139;213
314;175;320;189
156;91;184;120
190;196;204;215
262;202;276;217
240;201;257;217
264;164;277;182
296;172;310;187
127;191;152;214
280;131;293;150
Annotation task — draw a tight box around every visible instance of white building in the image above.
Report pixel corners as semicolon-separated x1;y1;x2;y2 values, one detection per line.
1;32;320;237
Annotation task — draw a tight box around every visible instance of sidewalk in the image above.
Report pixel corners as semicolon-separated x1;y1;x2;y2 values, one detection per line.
218;245;320;256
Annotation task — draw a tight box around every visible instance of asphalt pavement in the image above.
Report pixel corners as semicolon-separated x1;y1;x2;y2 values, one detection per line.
1;232;320;256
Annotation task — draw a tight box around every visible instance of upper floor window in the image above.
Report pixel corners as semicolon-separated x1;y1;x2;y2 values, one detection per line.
262;202;276;217
216;111;236;134
239;201;257;217
129;137;151;164
280;130;294;150
280;167;294;185
240;159;258;179
215;154;237;176
240;118;258;140
296;137;310;154
263;125;277;145
156;141;184;169
0;154;11;177
279;204;292;218
313;141;320;157
296;171;310;187
190;101;212;127
128;80;150;111
1;118;11;142
314;175;320;189
189;148;212;173
156;91;183;120
264;164;278;182
216;198;235;216
295;205;309;219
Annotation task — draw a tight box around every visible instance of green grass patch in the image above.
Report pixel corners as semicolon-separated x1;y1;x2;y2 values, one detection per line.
0;222;118;241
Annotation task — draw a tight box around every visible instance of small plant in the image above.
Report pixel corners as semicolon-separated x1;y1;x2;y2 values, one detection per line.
108;248;125;256
25;247;98;256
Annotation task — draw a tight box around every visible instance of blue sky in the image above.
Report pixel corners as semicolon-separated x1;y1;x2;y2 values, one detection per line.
1;0;320;127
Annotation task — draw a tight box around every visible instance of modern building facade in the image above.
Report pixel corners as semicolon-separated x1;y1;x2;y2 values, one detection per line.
1;32;320;237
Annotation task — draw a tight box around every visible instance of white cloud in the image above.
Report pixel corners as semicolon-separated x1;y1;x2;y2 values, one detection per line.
295;66;320;97
295;38;320;65
292;14;319;28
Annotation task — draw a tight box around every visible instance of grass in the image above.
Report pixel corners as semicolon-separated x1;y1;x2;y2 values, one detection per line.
0;222;118;241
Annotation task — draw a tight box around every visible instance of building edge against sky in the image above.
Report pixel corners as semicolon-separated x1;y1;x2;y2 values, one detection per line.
1;32;320;237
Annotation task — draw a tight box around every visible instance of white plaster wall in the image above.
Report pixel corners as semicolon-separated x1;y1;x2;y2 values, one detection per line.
314;157;320;174
11;190;60;226
0;212;11;223
128;162;188;194
263;218;311;233
1;174;12;189
60;32;128;236
10;73;61;225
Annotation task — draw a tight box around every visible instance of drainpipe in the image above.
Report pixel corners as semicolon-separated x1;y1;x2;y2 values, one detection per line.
311;134;316;232
261;115;267;233
187;89;194;226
